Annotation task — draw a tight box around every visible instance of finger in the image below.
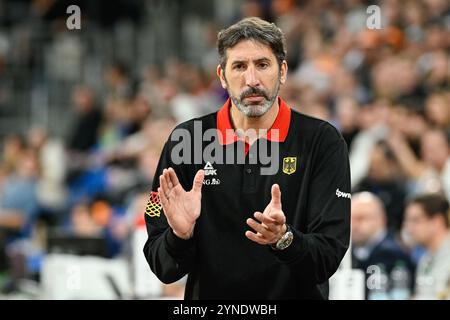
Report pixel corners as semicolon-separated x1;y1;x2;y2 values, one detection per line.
254;211;276;224
163;169;173;189
253;212;278;233
158;187;170;215
159;174;170;197
167;167;180;188
271;184;282;207
246;218;272;238
245;231;267;245
192;169;205;193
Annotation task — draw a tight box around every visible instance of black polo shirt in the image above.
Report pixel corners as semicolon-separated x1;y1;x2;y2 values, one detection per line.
143;97;351;299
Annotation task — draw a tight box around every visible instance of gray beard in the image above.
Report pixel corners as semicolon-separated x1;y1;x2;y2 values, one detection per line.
229;81;280;118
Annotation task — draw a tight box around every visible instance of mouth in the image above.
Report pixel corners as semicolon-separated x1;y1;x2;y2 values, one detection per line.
243;95;265;103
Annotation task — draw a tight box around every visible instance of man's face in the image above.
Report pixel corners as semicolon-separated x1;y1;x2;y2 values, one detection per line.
351;199;384;246
217;39;287;117
421;131;449;170
404;203;435;246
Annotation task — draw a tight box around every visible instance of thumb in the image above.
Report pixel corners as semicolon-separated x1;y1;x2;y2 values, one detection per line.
271;184;282;207
192;169;205;193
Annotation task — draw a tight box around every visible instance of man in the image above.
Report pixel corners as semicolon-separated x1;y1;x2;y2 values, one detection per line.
351;192;415;299
0;149;39;291
143;17;351;299
404;193;450;299
353;141;407;233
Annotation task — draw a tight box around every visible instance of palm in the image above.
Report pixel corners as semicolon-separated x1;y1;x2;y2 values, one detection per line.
164;184;202;235
158;168;205;239
262;198;282;217
244;184;286;245
263;202;279;217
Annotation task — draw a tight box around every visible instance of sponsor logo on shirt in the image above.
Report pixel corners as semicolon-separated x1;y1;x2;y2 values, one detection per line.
336;188;351;199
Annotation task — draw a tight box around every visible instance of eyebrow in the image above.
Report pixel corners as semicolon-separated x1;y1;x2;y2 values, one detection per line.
231;58;272;66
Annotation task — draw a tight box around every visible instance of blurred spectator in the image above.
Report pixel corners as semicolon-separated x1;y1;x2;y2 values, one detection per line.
387;105;429;158
65;200;120;258
404;193;450;299
128;93;153;133
102;117;175;166
349;99;390;188
422;50;450;93
331;67;369;105
70;204;102;237
425;92;450;130
386;128;449;199
0;149;39;231
300;102;331;121
421;129;450;200
104;62;134;101
170;65;221;124
293;26;339;94
68;85;103;152
112;192;149;245
27;126;67;218
403;0;427;44
271;0;303;70
334;96;361;149
351;192;415;299
1;134;25;175
65;85;104;187
0;149;39;284
97;98;132;153
241;0;265;18
138;66;177;120
353;141;407;232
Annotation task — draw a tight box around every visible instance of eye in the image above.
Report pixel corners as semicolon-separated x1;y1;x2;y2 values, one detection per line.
258;62;269;69
233;63;246;71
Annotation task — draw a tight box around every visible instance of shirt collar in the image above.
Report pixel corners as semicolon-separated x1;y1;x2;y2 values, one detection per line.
216;96;291;145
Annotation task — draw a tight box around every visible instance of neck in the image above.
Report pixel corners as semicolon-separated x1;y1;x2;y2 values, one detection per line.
427;230;449;253
229;98;280;144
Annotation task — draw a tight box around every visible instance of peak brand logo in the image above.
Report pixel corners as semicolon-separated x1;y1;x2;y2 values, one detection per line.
204;162;217;176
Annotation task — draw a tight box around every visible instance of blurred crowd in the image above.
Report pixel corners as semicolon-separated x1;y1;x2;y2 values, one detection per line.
0;0;449;299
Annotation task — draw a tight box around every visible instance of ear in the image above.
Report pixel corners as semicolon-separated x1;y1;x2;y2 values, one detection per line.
217;65;227;89
280;60;288;85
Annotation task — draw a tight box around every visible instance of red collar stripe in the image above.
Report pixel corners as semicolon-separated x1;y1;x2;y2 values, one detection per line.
216;97;291;145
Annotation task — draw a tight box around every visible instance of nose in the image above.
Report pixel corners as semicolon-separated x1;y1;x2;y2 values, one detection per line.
244;65;260;88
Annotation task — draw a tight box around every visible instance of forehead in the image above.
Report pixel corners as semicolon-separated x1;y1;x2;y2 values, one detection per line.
226;39;276;62
406;203;426;217
423;131;446;144
351;200;375;216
